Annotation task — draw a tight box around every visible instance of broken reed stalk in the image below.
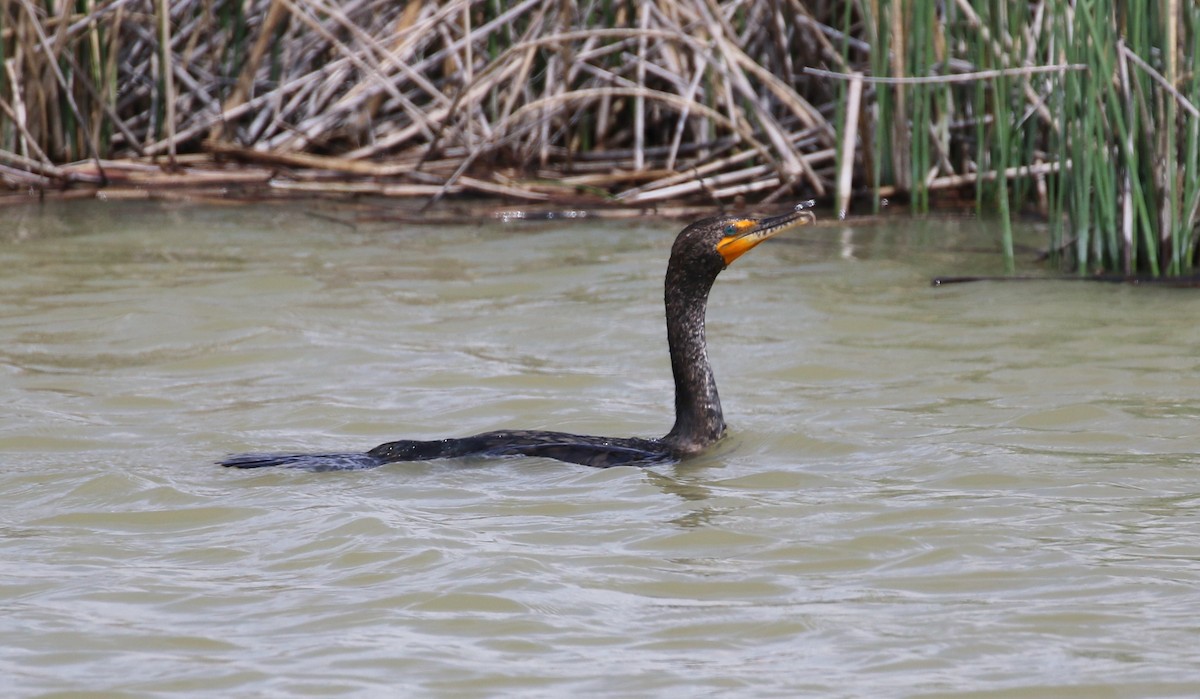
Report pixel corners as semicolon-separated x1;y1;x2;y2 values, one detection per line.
834;72;862;217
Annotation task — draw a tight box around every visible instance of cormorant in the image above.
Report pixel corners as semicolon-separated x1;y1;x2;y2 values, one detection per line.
222;207;814;471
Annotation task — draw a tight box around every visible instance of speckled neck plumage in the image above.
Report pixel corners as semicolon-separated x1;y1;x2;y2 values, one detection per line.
661;231;727;454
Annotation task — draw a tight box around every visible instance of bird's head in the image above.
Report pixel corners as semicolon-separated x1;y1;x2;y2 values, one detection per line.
671;207;816;278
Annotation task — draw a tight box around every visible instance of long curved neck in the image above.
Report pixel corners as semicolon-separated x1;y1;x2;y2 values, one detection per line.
661;258;725;453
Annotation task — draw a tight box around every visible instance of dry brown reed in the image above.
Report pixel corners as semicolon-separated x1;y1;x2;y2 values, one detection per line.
0;0;846;205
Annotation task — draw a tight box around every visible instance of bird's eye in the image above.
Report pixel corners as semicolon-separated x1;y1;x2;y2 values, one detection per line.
724;224;736;235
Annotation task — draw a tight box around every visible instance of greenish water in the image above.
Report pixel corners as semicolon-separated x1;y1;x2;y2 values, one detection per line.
2;201;1198;697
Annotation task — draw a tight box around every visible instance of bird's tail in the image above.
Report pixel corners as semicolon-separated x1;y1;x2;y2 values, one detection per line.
220;452;387;471
220;438;464;471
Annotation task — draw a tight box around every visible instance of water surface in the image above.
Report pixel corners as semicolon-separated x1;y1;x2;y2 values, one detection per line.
2;201;1198;697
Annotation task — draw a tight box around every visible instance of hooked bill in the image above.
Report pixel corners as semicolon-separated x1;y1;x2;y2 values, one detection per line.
716;207;815;265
